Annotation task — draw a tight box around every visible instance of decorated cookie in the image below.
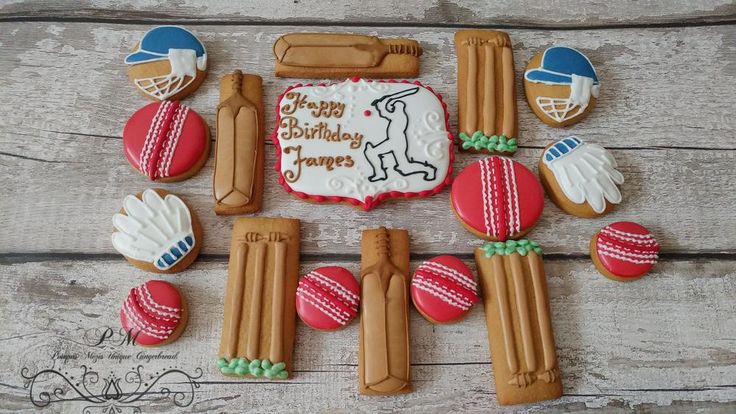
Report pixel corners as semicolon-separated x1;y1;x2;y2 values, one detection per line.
123;101;210;182
125;26;207;101
411;255;479;324
296;266;360;331
273;78;454;210
590;222;660;282
120;280;188;347
451;156;544;241
524;46;599;127
539;136;623;218
112;189;202;273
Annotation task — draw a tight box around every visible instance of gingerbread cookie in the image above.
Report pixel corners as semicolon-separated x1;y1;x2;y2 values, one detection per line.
123;101;210;182
214;71;265;214
475;240;562;405
539;136;624;218
217;218;301;379
590;222;660;282
455;30;518;154
410;255;478;324
273;78;453;210
120;279;188;347
451;156;544;241
296;266;359;331
112;189;202;273
524;46;599;127
125;26;207;101
273;33;422;78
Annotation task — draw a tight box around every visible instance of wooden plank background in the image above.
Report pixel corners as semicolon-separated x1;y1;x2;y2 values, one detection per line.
0;1;734;413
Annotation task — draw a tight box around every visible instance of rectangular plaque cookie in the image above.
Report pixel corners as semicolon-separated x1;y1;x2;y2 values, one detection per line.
455;30;518;154
216;217;300;379
359;227;411;395
213;70;265;214
273;33;422;78
272;78;453;210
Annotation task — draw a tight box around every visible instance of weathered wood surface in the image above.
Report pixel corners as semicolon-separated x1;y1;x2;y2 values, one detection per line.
1;23;735;256
0;258;734;413
0;0;734;27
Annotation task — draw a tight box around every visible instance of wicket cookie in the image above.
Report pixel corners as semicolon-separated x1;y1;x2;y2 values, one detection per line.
590;222;660;282
273;33;422;78
359;227;411;395
475;240;562;405
410;255;479;324
451;156;544;241
524;46;599;127
539;136;624;218
123;101;210;182
273;78;453;210
120;280;188;347
112;189;202;274
217;218;301;379
296;266;360;331
455;30;518;154
214;71;265;214
125;26;207;101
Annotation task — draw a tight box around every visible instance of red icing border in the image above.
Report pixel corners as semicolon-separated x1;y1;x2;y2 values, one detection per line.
271;77;455;211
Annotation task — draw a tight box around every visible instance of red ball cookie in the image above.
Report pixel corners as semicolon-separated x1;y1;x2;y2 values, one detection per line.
123;101;210;182
590;221;660;282
411;255;479;324
451;156;544;241
120;280;188;346
296;266;359;331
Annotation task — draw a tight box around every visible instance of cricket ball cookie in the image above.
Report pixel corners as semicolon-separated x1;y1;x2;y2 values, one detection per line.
524;46;599;127
273;78;454;210
296;266;360;331
112;189;202;273
590;222;660;282
123;101;210;182
120;279;188;347
539;136;623;218
125;26;207;101
451;156;544;241
411;255;479;324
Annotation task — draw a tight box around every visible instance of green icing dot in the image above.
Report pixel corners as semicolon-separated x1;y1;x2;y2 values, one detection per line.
481;239;543;257
458;130;518;153
275;371;288;380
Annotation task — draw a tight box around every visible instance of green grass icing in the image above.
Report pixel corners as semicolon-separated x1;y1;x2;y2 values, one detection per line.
217;357;288;379
459;131;517;153
480;239;542;257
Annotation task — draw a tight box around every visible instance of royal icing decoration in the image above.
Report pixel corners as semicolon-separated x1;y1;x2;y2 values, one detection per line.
596;222;660;278
125;26;207;100
451;156;544;241
410;256;478;323
112;189;195;271
120;280;183;346
273;78;453;210
524;46;599;123
296;266;360;331
543;136;624;213
123;101;208;180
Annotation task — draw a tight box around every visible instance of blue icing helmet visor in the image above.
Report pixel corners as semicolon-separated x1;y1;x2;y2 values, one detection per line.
524;46;598;85
125;26;206;65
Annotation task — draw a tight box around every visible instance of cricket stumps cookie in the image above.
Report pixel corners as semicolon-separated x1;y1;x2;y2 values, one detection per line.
539;136;624;218
410;255;479;324
524;46;599;127
296;266;360;331
273;78;454;210
120;279;188;347
123;101;210;182
125;26;207;101
590;222;660;282
112;189;202;273
451;156;544;241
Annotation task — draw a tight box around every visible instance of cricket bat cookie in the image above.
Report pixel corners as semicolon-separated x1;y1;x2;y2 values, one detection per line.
217;218;300;379
474;240;562;405
359;227;411;395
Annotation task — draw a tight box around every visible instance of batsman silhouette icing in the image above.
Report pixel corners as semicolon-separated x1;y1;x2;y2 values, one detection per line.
273;78;453;210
